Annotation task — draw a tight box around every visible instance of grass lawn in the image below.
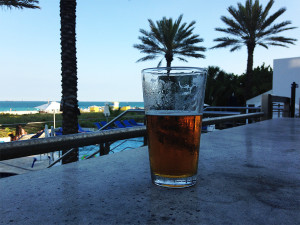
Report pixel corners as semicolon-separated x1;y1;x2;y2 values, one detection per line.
0;110;145;138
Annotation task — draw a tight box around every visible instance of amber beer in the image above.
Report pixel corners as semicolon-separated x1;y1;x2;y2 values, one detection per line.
146;114;202;179
142;67;207;187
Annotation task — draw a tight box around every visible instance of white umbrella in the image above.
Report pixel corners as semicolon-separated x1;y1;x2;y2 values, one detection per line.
35;101;61;128
103;103;110;121
35;101;61;113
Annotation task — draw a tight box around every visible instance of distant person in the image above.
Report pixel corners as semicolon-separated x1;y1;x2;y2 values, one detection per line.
15;124;27;140
8;133;16;141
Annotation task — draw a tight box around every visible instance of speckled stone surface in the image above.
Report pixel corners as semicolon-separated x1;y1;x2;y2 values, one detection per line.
0;118;299;225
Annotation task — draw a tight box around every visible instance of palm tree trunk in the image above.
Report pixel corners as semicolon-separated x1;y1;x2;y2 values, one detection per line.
245;44;255;102
166;60;171;67
60;0;79;164
165;53;173;78
165;52;173;68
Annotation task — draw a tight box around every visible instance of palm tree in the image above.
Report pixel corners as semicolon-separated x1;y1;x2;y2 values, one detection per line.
205;66;243;106
211;0;297;100
0;0;39;9
134;14;206;67
60;0;79;164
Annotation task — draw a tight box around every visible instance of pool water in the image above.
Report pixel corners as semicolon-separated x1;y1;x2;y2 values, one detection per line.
79;137;144;159
30;137;144;168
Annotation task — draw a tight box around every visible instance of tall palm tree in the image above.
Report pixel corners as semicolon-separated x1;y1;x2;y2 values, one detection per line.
60;0;79;164
211;0;297;100
134;14;206;67
0;0;39;9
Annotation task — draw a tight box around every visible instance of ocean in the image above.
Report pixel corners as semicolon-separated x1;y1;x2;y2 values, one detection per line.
0;101;144;112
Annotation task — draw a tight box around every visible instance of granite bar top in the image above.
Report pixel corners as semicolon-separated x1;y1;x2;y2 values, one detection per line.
1;118;299;224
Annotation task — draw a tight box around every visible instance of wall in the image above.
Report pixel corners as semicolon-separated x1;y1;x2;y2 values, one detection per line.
273;57;300;101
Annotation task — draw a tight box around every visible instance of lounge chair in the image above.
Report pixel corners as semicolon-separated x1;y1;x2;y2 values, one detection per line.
94;122;114;130
78;124;92;133
94;122;102;129
30;130;45;139
114;121;126;128
55;127;63;136
129;119;143;126
122;120;133;127
99;121;115;130
18;134;36;140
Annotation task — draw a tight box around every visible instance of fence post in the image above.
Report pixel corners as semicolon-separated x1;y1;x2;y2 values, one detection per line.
99;142;110;156
290;82;298;117
261;94;272;120
246;104;255;124
99;143;104;155
283;101;290;117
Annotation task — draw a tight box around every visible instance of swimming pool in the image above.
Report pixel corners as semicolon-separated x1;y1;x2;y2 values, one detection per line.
79;137;144;159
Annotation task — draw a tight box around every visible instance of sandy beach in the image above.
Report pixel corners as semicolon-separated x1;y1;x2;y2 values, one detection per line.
0;111;39;115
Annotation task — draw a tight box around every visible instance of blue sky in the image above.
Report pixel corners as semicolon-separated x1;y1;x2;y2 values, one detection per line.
0;0;299;101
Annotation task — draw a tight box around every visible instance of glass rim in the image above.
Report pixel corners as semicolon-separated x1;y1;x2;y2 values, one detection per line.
142;66;206;75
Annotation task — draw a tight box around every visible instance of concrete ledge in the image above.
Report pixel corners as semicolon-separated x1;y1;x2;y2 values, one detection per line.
0;118;299;224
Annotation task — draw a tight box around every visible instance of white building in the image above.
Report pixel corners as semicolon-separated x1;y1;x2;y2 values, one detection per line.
247;56;300;111
273;56;300;100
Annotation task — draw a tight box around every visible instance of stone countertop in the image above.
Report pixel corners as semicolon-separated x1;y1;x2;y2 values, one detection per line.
0;118;299;225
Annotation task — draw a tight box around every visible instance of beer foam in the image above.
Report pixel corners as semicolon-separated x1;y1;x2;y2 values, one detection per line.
146;110;202;116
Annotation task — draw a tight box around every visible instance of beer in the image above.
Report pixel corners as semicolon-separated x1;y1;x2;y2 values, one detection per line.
146;114;202;178
142;67;207;187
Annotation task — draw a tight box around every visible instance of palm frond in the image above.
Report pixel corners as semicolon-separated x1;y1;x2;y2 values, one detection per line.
230;45;242;52
178;52;206;59
264;42;289;47
176;36;203;47
136;55;158;63
176;45;206;53
0;0;40;9
263;36;297;45
259;21;296;37
220;16;246;34
260;7;286;30
139;29;150;37
157;59;163;67
228;5;249;34
138;37;161;50
177;57;188;62
215;27;243;36
260;0;274;22
257;42;268;49
134;14;206;66
148;19;163;44
211;37;241;49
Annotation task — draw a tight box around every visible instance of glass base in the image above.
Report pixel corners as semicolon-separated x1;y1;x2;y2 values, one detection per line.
151;173;197;188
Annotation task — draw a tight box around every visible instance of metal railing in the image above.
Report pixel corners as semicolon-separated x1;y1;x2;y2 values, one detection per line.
261;94;291;119
98;109;145;130
0;112;264;162
0;126;146;161
203;112;263;125
204;106;261;110
203;106;261;116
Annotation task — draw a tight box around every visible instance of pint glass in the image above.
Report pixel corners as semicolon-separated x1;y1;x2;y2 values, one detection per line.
142;67;207;188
